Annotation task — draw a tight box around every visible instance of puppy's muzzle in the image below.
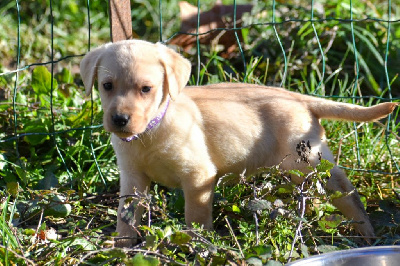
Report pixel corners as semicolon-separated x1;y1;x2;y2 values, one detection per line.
112;113;130;128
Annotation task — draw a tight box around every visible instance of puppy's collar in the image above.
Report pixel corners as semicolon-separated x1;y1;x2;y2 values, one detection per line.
120;97;170;142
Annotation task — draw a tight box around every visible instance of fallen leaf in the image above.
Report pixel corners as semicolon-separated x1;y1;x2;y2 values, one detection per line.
170;1;253;57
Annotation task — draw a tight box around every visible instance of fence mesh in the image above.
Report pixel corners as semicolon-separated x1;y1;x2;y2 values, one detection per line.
0;0;399;194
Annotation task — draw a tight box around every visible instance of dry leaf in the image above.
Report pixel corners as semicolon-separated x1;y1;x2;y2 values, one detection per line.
170;1;253;57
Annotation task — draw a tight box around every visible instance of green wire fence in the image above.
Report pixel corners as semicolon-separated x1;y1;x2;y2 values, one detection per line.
0;0;399;194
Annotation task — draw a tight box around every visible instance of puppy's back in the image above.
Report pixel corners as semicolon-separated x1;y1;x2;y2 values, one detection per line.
185;83;398;122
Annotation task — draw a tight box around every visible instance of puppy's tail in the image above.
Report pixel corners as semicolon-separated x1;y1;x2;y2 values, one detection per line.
308;99;398;122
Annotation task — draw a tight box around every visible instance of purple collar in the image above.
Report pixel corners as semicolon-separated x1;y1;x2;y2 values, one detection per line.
120;97;170;142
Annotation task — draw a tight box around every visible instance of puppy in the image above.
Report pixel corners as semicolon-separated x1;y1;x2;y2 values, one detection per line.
80;40;397;247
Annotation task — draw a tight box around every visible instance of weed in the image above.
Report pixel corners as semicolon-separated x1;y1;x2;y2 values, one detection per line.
0;0;399;264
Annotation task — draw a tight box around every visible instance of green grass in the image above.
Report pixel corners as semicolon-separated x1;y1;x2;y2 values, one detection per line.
0;0;399;264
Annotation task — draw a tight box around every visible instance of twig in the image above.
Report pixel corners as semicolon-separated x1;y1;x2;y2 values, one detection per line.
86;216;95;230
375;120;400;141
252;176;260;245
15;209;44;227
34;209;45;243
393;189;400;201
78;247;186;265
317;235;380;239
224;217;244;258
183;228;213;246
307;228;320;255
0;244;36;266
288;173;313;263
1;218;30;264
253;212;259;245
147;200;152;228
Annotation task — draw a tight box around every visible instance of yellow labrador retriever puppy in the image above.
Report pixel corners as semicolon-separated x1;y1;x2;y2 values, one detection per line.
80;40;397;247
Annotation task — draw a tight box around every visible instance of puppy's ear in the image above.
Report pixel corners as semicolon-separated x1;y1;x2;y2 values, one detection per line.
80;44;109;96
157;43;191;100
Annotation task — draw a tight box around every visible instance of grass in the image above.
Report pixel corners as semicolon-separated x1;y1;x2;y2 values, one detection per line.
0;0;400;264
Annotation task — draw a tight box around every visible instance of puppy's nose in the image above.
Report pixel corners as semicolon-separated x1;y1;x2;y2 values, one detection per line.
112;113;130;127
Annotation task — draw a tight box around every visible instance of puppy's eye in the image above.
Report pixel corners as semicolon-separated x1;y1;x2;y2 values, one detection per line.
141;86;152;93
103;82;113;91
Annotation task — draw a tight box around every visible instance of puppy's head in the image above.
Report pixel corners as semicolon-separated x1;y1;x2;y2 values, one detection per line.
80;40;191;138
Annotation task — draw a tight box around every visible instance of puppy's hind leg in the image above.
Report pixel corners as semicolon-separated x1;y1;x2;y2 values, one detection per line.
292;140;375;239
326;166;375;238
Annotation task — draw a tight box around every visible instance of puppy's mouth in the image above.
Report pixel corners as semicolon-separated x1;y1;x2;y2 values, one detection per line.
104;120;147;139
113;131;137;138
109;126;146;137
108;127;146;142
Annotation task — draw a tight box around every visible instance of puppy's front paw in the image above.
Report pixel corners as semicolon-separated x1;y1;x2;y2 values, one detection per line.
115;220;138;248
114;237;136;248
114;225;138;248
